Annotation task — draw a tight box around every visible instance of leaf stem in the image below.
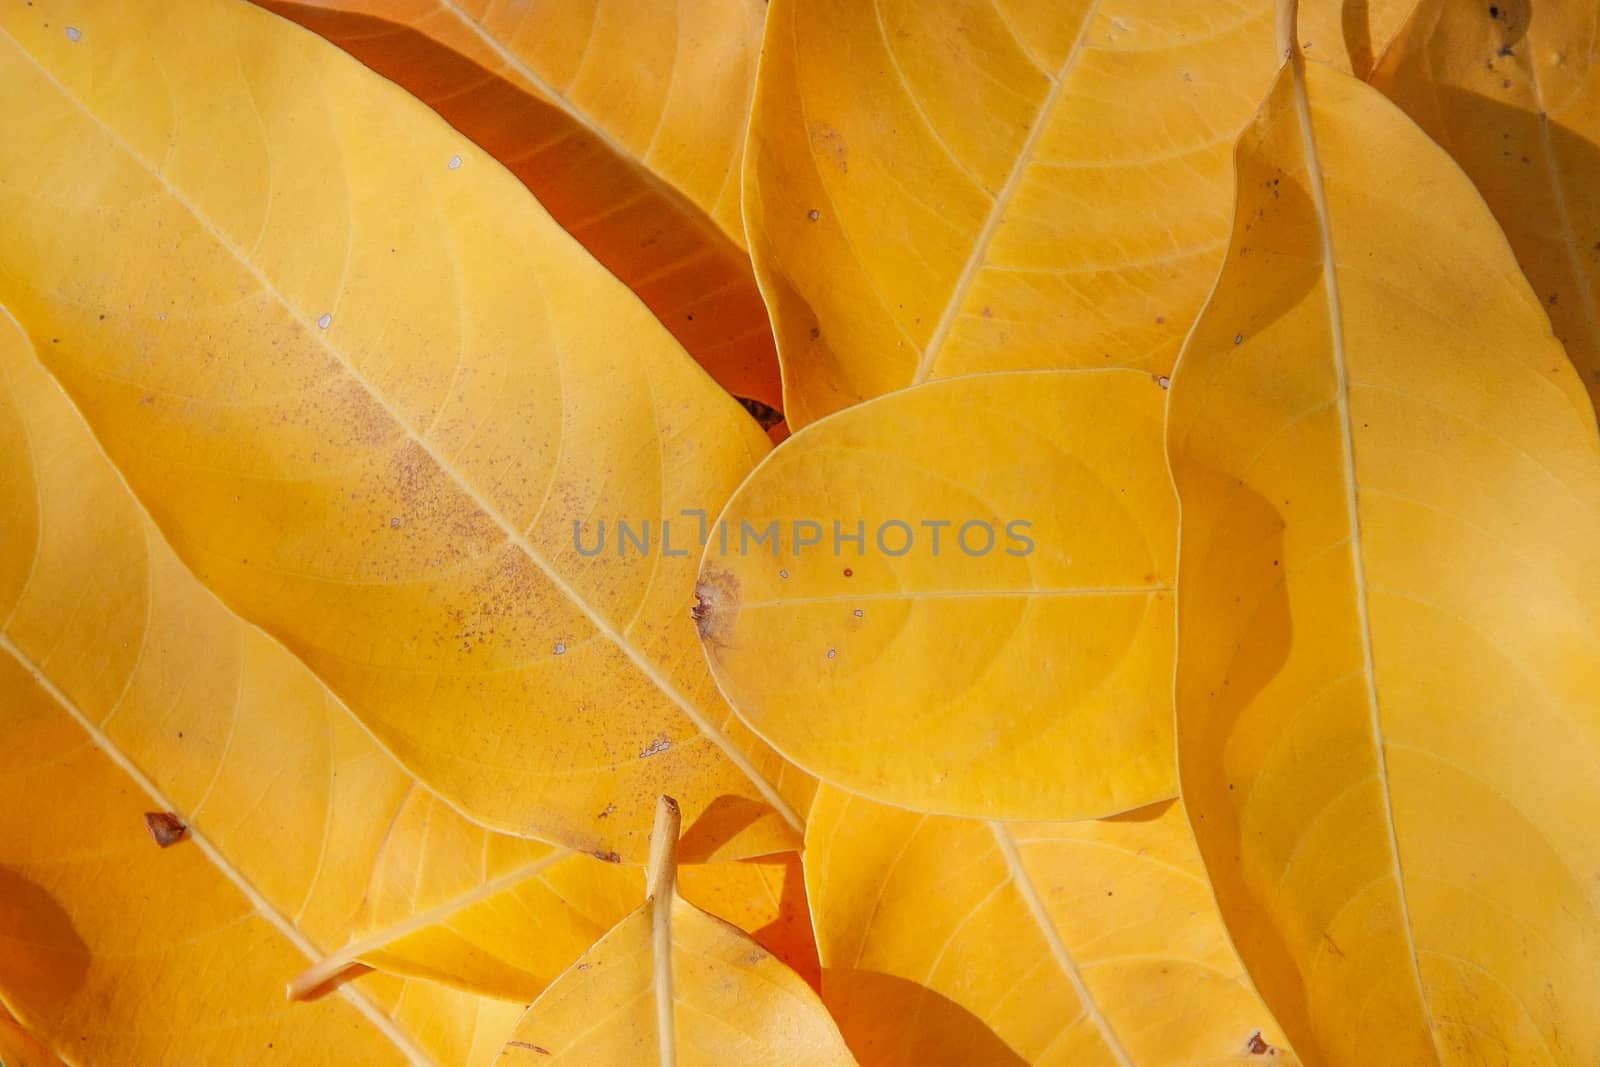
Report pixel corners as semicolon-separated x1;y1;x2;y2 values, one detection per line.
1275;0;1300;61
647;796;681;1067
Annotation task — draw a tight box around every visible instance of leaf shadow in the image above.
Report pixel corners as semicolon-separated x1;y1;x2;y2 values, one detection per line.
677;794;772;862
1173;468;1311;1041
0;866;90;1014
820;968;1028;1067
1374;72;1600;403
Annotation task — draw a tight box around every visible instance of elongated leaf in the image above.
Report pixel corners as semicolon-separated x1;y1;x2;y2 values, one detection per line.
1167;30;1600;1065
805;786;1298;1065
260;0;784;415
743;0;1287;426
1373;0;1600;414
0;311;536;1065
501;798;855;1065
695;369;1175;819
0;0;810;860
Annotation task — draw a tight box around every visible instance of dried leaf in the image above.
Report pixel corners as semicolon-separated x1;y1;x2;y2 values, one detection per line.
805;787;1298;1065
288;790;640;1002
0;0;808;861
1167;24;1600;1064
695;369;1175;819
500;798;854;1065
743;0;1285;426
260;0;784;414
294;787;819;1000
0;312;529;1065
1373;0;1600;413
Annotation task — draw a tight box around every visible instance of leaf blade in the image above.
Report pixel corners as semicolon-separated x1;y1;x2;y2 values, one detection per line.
744;0;1285;425
695;369;1176;820
259;0;785;413
1168;46;1600;1064
0;0;807;860
805;787;1298;1065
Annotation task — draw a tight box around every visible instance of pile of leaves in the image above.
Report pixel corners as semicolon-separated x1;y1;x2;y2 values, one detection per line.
0;0;1596;1063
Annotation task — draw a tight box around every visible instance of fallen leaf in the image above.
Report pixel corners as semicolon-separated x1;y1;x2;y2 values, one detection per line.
260;0;784;415
695;369;1176;820
289;790;640;1003
0;0;809;861
1167;16;1600;1064
0;314;497;1062
805;787;1299;1065
1373;0;1600;413
501;798;855;1065
743;0;1285;426
291;789;819;1000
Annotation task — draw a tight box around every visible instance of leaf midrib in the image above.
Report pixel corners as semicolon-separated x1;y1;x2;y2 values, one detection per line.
989;821;1133;1067
1287;47;1444;1061
289;850;572;998
3;25;800;834
911;0;1103;386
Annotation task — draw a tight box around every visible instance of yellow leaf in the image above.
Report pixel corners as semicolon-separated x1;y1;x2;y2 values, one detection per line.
501;798;855;1065
1372;0;1600;414
743;0;1286;427
291;789;819;1001
805;786;1298;1065
289;789;641;1003
1167;20;1600;1064
695;369;1176;820
259;0;785;416
0;313;515;1063
1294;0;1420;77
0;0;809;861
677;853;822;993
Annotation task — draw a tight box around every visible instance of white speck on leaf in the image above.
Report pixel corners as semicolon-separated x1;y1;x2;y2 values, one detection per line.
447;155;462;170
317;313;332;329
553;642;566;656
65;26;81;41
1157;375;1170;389
779;568;789;579
852;609;863;617
639;736;670;758
388;517;400;529
826;648;837;659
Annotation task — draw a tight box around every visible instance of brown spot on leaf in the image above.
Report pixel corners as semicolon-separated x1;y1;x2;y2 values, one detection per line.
592;850;621;864
143;812;187;848
505;1040;551;1054
1245;1031;1277;1055
808;122;848;172
692;569;740;648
